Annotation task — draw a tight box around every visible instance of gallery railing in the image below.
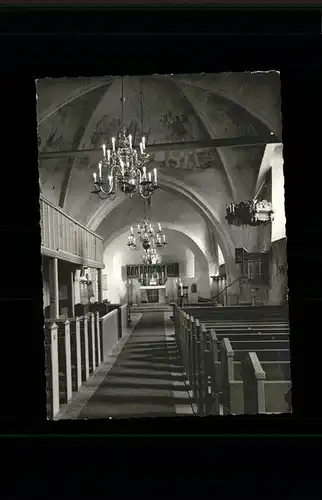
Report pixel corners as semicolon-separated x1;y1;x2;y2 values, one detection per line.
40;195;104;267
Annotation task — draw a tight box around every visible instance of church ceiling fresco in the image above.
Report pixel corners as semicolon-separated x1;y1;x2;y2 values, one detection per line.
37;73;281;227
148;148;220;171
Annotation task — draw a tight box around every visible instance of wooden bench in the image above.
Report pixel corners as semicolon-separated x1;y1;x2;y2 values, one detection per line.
220;338;291;414
173;304;291;415
44;312;104;419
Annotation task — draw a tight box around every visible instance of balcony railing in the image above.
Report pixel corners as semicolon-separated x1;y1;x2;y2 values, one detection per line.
40;195;104;268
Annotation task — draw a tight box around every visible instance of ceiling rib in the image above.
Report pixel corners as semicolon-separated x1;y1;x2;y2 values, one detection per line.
59;84;114;209
39;135;279;160
174;81;237;201
37;78;115;125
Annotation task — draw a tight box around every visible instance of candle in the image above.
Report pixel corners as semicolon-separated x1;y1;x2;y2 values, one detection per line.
158;223;161;231
107;149;111;162
129;134;132;149
162;234;166;242
98;161;102;179
148;172;152;182
153;168;157;183
137;224;140;231
162;271;164;278
140;142;143;155
142;136;146;150
130;226;134;234
143;166;147;179
120;159;124;175
102;144;106;158
112;137;116;152
93;172;97;183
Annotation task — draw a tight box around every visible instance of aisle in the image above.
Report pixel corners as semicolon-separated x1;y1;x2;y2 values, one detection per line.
68;312;193;419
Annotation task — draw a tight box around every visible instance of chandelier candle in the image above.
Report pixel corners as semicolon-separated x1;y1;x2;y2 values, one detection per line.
92;130;158;200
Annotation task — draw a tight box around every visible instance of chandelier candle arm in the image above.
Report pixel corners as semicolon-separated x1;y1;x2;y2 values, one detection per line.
91;79;158;200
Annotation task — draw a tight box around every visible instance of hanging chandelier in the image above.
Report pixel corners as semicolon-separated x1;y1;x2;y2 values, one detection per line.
91;76;158;201
127;217;167;251
226;199;274;227
142;247;160;265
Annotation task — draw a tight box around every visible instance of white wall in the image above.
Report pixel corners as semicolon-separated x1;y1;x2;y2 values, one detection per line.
102;228;210;303
218;244;225;266
271;146;286;243
185;248;195;278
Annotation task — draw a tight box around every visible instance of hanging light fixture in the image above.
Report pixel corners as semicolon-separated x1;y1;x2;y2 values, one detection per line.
91;76;158;200
226;199;274;226
127;217;167;251
142;247;160;265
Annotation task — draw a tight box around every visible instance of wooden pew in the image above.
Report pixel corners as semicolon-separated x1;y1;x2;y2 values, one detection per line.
173;304;291;415
220;339;291;414
79;315;89;382
44;323;60;419
87;312;96;374
44;313;104;418
69;317;82;392
46;319;73;405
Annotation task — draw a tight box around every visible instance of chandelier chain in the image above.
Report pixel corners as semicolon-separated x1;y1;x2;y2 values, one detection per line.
91;76;159;201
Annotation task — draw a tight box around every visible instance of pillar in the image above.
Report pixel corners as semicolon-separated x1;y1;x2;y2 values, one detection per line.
51;257;59;319
70;271;75;318
97;268;103;303
74;269;81;305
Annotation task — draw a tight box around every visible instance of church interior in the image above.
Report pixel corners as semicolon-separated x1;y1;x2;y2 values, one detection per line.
38;72;290;419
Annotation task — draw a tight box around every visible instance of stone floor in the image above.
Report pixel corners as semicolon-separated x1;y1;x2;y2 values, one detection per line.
59;312;194;419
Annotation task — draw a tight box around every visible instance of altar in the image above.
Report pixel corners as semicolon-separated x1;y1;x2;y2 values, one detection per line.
140;285;166;304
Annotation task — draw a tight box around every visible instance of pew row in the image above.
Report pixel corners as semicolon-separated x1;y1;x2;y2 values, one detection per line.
44;304;128;419
172;304;291;415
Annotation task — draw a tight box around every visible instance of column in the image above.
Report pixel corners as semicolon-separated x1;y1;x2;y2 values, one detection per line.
97;268;103;303
70;271;75;318
52;257;59;319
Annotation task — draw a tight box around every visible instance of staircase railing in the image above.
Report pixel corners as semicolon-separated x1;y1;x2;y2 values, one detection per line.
212;276;242;304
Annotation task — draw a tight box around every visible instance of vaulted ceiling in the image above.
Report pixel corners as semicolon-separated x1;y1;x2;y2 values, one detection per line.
37;72;282;273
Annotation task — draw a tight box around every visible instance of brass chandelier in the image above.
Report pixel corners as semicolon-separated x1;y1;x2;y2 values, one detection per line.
91;76;158;201
142;247;160;265
127;217;167;251
226;199;274;227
